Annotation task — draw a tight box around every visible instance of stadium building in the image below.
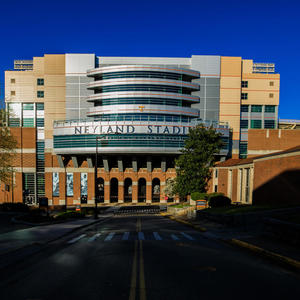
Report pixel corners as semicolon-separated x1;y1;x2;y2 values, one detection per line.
1;54;281;206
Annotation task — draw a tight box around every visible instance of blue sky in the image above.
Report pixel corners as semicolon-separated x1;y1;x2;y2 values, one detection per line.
0;0;299;119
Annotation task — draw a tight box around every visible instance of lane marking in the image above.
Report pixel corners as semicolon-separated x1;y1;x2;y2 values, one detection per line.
138;232;145;240
67;234;86;244
139;240;147;300
88;233;101;242
180;232;194;241
129;240;138;300
171;234;180;241
122;232;130;241
104;232;115;241
153;232;162;241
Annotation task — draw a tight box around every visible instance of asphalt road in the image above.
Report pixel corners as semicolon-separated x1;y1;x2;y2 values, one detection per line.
1;215;300;300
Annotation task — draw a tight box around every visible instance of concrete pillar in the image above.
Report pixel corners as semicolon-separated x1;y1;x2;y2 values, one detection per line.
87;157;93;168
161;157;166;172
118;156;123;172
57;155;65;168
132;157;138;172
147;156;152;172
71;156;79;168
103;157;109;172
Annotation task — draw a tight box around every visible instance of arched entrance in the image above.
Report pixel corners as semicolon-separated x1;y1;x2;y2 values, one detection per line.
152;178;160;203
138;178;146;202
124;178;132;203
110;178;118;203
96;177;104;203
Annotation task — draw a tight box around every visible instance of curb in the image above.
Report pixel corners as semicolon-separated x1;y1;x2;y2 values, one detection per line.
227;238;300;272
160;213;207;232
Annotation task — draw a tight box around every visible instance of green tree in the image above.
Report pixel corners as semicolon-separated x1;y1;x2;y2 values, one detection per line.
174;124;223;197
0;109;17;183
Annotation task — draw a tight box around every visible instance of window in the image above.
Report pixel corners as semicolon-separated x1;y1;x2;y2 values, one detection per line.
251;120;262;129
37;91;44;98
251;105;262;112
36;103;44;110
22;103;34;110
240;120;248;129
11;78;15;84
241;105;249;112
215;169;218;178
269;93;274;98
241;93;248;100
265;105;275;113
10;91;15;96
269;81;274;86
264;120;275;129
214;185;218;192
239;142;248;158
37;78;44;86
241;81;248;88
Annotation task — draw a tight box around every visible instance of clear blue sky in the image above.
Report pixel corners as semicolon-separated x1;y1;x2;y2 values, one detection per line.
0;0;299;119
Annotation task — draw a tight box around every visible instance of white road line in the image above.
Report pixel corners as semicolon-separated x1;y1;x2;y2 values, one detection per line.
171;234;180;241
88;233;101;242
138;232;145;240
104;232;115;241
153;232;162;240
67;234;86;244
122;232;130;240
180;232;194;241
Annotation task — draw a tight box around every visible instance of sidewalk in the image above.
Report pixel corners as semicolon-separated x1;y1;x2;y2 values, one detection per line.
0;215;110;256
171;214;300;269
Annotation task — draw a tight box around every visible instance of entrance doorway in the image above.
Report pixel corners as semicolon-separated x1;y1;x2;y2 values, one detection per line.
124;178;132;203
138;178;146;202
96;177;104;203
152;178;160;202
110;178;118;203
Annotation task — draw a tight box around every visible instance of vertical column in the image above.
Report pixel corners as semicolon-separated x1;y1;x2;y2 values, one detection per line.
118;180;124;203
59;172;66;206
132;179;138;203
104;173;110;204
88;172;95;205
160;179;166;203
73;172;80;205
146;180;152;204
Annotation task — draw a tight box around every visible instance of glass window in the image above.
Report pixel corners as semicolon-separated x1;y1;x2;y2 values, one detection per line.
251;105;262;113
11;91;15;96
269;81;274;86
241;93;248;100
265;105;275;113
37;78;44;86
37;91;44;98
22;103;34;110
36;103;44;111
269;93;274;98
241;105;249;112
240;120;248;129
23;118;35;127
241;81;248;88
11;78;15;84
251;120;262;129
264;120;275;129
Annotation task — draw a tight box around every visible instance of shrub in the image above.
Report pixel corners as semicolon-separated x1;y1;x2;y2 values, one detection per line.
208;193;231;208
0;202;29;212
191;192;208;201
54;211;85;221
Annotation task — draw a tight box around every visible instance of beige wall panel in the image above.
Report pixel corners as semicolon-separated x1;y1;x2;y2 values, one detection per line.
33;57;44;74
243;74;280;80
242;60;253;74
221;57;242;76
241;92;279;105
220;89;241;101
220;77;241;87
44;75;65;86
44;55;65;75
